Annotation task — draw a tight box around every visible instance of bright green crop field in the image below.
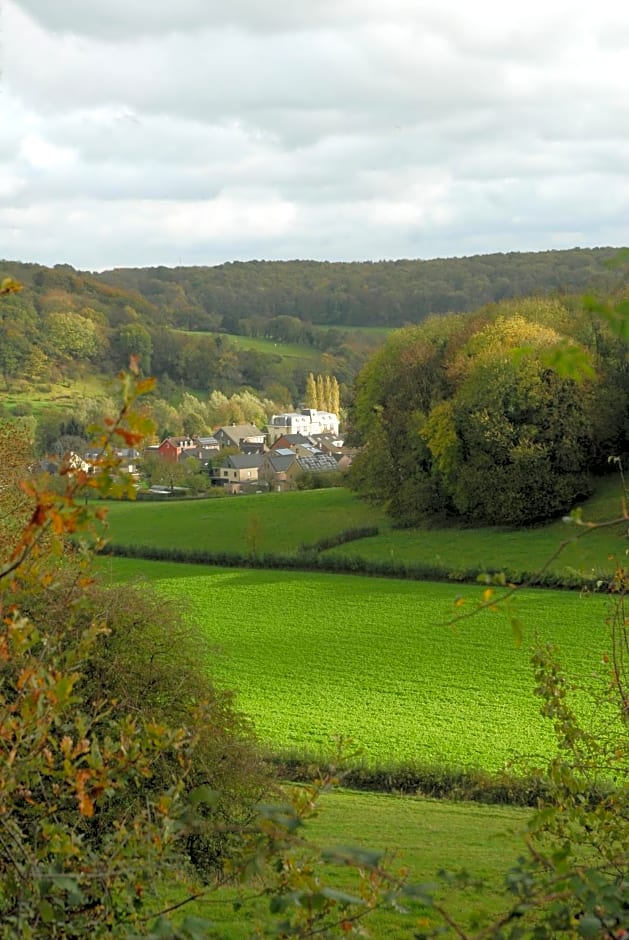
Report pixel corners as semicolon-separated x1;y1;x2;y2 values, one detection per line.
101;558;612;771
104;478;626;578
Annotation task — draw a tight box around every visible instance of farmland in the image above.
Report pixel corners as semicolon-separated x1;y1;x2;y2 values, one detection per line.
178;789;530;937
101;557;611;771
104;476;626;579
104;488;388;555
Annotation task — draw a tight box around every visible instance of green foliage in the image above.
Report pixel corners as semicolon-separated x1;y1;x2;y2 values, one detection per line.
351;297;627;526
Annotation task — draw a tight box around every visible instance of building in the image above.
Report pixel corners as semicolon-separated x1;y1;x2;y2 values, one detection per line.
267;409;339;444
214;424;266;450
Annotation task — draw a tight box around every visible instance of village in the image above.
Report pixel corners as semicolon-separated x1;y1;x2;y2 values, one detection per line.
57;407;357;496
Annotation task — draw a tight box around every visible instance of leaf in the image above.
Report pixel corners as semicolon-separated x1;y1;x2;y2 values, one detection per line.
541;345;596;382
0;276;22;295
39;899;55;924
187;785;219;808
320;887;365;906
577;913;605;938
321;845;384;868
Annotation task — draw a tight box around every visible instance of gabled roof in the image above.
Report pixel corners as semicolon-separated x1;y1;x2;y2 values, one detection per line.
297;454;340;473
161;437;196;449
216;424;265;444
264;452;296;473
272;433;312;445
225;453;265;470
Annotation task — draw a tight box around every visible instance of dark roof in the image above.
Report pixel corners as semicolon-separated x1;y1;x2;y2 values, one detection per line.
297;454;340;473
264;453;296;473
273;433;312;446
226;454;265;470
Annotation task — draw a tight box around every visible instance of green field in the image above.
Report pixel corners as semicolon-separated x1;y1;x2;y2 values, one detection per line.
180;789;530;938
176;329;324;366
104;478;626;579
101;558;611;770
104;489;386;555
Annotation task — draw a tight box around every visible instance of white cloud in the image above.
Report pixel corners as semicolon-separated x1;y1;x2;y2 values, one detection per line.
2;0;629;268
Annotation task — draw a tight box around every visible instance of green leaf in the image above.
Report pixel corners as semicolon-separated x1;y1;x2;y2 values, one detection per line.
187;785;219;808
39;899;55;924
320;887;365;906
321;844;384;868
577;914;604;938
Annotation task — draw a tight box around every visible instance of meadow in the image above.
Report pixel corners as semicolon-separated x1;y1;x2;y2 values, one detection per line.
104;488;387;555
176;329;324;369
101;557;611;771
179;789;531;938
104;477;626;579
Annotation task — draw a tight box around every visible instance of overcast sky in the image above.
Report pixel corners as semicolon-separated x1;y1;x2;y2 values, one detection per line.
2;0;628;271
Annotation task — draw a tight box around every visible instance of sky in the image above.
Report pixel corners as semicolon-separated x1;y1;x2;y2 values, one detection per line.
2;0;629;271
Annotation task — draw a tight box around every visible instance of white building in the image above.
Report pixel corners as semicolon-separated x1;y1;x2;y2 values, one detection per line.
267;409;339;443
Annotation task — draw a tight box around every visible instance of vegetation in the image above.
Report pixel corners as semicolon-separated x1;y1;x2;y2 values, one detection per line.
2;272;628;937
102;480;624;582
350;296;628;525
178;790;532;937
97;558;610;771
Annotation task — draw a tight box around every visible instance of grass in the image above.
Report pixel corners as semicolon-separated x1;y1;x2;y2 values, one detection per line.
174;789;530;938
103;477;626;579
1;372;113;417
99;558;611;771
325;478;626;581
104;489;387;555
176;329;324;366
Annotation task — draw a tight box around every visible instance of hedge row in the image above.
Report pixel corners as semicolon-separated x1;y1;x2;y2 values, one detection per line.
270;755;615;808
299;525;380;554
99;542;608;591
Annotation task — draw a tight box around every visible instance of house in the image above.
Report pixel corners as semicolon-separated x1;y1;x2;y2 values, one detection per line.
270;433;313;451
267;409;339;443
210;453;265;493
214;424;266;450
270;434;324;458
296;453;340;475
309;432;345;453
188;437;220;467
156;437;198;463
260;449;301;492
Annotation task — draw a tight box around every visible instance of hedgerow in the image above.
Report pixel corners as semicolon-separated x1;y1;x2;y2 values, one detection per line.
99;541;607;591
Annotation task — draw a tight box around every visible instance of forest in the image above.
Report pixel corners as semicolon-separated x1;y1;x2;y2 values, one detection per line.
0;248;622;404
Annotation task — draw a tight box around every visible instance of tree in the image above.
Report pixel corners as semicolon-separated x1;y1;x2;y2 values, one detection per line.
350;301;624;526
305;372;318;409
113;323;153;373
316;373;325;410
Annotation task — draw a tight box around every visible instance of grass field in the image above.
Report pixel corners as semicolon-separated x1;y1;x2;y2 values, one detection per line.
178;789;530;938
2;372;113;417
176;329;324;366
104;488;387;555
325;478;626;580
104;477;626;578
100;558;611;771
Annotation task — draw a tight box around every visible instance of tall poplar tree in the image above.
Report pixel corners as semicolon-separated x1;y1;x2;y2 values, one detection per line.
305;372;318;409
316;373;325;410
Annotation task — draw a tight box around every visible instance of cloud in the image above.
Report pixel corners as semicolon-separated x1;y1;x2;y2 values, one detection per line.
2;0;629;269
